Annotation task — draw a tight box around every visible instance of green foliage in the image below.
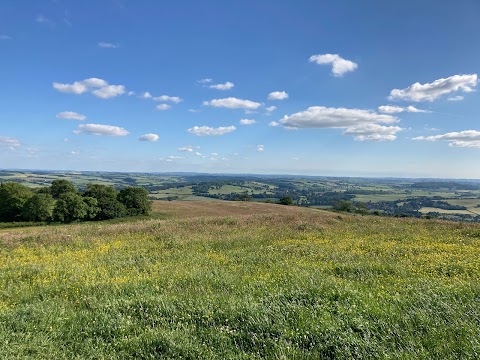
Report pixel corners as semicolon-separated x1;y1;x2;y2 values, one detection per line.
50;179;77;198
83;184;126;220
118;187;151;215
334;199;353;212
82;196;100;220
21;193;55;222
278;196;294;205
0;182;33;221
53;192;88;223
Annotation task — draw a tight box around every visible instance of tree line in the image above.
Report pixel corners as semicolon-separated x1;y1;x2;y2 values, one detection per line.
0;180;151;223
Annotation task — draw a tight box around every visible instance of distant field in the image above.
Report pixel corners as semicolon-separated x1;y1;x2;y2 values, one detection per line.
419;207;473;215
0;202;479;358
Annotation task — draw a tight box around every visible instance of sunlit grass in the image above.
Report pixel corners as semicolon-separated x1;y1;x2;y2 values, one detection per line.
0;203;479;358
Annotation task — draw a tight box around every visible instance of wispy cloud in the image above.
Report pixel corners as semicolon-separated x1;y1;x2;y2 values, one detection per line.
197;78;213;85
74;123;129;136
98;42;119;49
413;130;480;148
56;111;86;121
389;74;478;102
209;81;235;90
153;95;183;103
257;144;265;152
187;125;236;136
378;105;429;114
203;97;261;110
0;34;12;40
36;14;54;26
0;136;21;150
309;54;358;77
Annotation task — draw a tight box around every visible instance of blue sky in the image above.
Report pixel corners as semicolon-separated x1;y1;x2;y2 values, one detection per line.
1;0;479;178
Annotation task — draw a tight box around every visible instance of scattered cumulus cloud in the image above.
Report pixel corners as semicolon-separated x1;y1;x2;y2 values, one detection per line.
269;121;279;127
266;106;277;112
203;97;261;110
309;54;358;77
139;133;159;142
98;42;119;49
142;92;153;99
0;136;21;149
279;106;401;141
239;119;256;125
56;111;86;121
156;104;171;111
188;109;202;113
53;78;125;99
92;85;126;99
209;81;235;90
257;144;265;152
74;123;129;136
448;96;464;102
389;74;478;102
187;125;236;136
153;95;183;103
413;130;480;148
268;91;289;100
378;105;429;114
128;91;136;96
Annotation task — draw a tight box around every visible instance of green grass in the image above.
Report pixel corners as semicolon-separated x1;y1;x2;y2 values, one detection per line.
0;202;479;358
419;207;473;215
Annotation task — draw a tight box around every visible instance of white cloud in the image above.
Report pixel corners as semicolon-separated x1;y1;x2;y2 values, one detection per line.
211;152;218;156
0;136;21;149
153;95;183;103
198;78;213;84
309;54;358;77
187;125;236;136
268;91;289;100
188;109;202;113
389;74;478;102
139;133;159;142
257;144;265;152
279;106;401;141
269;121;279;127
203;97;261;110
128;91;136;96
265;106;277;112
239;119;256;125
156;104;171;111
0;34;12;40
343;124;403;141
53;78;125;99
56;111;86;121
178;146;194;152
92;85;125;99
209;81;235;90
98;42;119;49
378;105;428;114
413;130;480;148
195;151;205;158
142;92;153;99
448;96;464;102
74;123;129;136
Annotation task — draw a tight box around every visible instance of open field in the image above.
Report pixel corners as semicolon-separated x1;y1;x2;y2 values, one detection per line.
419;207;473;215
0;201;479;358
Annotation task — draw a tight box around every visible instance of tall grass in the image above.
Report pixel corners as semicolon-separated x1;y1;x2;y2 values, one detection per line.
0;204;479;359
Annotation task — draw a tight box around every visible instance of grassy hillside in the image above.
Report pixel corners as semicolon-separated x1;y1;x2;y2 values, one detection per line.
0;202;479;359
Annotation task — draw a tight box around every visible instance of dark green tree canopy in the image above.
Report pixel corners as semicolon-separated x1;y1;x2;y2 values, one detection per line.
50;180;78;198
83;184;126;220
0;182;33;221
118;187;151;215
22;193;55;222
53;192;88;223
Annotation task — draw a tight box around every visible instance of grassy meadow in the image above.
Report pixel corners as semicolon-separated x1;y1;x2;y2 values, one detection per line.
0;201;479;359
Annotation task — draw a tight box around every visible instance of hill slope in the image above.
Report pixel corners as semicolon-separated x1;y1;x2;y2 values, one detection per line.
1;202;479;358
